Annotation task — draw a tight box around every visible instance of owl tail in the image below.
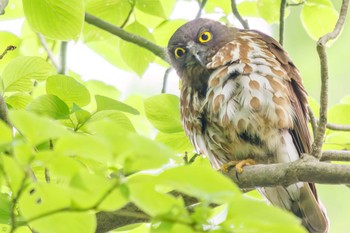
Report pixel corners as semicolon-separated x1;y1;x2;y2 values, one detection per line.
260;183;329;233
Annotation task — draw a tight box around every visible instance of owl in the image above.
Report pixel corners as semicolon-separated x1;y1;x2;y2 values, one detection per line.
167;18;329;233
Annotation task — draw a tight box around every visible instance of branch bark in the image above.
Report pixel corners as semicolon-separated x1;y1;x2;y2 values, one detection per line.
230;0;249;29
311;0;349;157
279;0;287;45
84;13;167;62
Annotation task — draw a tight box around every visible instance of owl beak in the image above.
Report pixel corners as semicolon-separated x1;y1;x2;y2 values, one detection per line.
186;41;205;67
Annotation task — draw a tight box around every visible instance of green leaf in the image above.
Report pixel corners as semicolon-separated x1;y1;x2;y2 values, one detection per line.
0;0;23;20
83;0;132;42
95;95;139;115
1;56;54;93
71;104;91;126
152;222;195;233
128;174;189;219
205;0;231;14
156;131;193;153
257;0;290;24
1;155;25;195
0;193;11;225
27;94;70;119
144;94;182;133
0;120;12;145
224;197;307;233
135;0;175;19
153;20;187;47
9;110;70;145
85;80;120;100
23;0;84;40
0;32;21;72
237;1;259;17
84;110;136;132
55;134;112;163
324;132;350;150
328;104;350;125
119;22;156;76
46;75;91;107
301;0;338;41
70;172;128;211
157;166;240;204
5;93;33;109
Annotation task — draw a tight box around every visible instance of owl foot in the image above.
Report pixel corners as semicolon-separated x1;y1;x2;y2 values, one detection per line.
220;159;256;173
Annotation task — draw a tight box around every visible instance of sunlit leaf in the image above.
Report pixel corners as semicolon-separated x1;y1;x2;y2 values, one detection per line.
156;131;193;153
0;0;23;19
157;166;240;203
153;20;186;47
301;0;338;41
119;22;156;76
0;193;11;225
0;120;12;145
0;32;21;72
95;95;139;115
1;56;54;93
152;222;195;233
128;174;189;220
135;0;174;19
257;0;290;24
27;94;70;119
224;197;307;233
5;93;33;109
1;155;25;195
144;94;182;133
237;1;259;17
9;110;70;145
46;75;91;107
23;0;84;40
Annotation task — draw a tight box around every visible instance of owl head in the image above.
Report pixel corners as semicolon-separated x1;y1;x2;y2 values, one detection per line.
167;18;236;78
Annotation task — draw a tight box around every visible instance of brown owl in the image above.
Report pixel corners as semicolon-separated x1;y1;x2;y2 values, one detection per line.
167;18;329;233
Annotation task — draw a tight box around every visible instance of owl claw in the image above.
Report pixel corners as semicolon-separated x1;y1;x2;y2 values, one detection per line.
220;159;256;174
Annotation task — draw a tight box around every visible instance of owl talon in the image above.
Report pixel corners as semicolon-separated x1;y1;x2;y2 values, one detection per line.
220;159;256;174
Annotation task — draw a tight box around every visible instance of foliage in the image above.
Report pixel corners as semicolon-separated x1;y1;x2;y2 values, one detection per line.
0;0;348;233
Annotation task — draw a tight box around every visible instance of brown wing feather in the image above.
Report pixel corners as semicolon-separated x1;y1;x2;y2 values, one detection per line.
251;30;312;155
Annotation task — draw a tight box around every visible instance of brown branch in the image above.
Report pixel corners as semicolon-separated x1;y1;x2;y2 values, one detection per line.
230;0;249;29
308;106;317;138
0;95;11;126
58;42;68;75
227;155;350;189
84;12;167;62
0;45;16;60
279;0;287;45
161;68;171;93
311;0;349;157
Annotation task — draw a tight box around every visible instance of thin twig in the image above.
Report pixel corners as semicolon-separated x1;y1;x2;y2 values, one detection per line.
58;42;68;75
195;0;208;19
326;122;350;131
36;33;60;70
230;0;249;29
279;0;287;45
0;45;16;60
311;0;349;158
287;1;305;7
321;150;350;161
161;68;171;93
120;1;135;28
84;12;167;62
308;106;317;138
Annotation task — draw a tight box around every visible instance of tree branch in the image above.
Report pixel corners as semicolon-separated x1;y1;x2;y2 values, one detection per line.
321;150;350;161
58;41;68;75
0;45;16;60
161;68;171;93
36;33;60;71
195;0;208;19
230;0;249;29
326;122;350;131
84;12;167;62
279;0;287;45
311;0;349;157
227;155;350;189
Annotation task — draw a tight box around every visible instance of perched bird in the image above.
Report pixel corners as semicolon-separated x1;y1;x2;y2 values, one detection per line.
167;18;329;233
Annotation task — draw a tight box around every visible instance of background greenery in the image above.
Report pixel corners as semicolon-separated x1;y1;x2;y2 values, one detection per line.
0;0;349;232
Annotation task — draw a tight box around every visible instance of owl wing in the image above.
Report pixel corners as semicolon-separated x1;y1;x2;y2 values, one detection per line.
253;31;312;155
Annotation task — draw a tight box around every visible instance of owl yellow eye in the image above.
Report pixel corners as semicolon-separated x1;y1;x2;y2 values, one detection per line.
198;31;212;43
174;47;186;58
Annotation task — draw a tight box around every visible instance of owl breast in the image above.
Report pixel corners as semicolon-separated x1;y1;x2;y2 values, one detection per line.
180;31;295;169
